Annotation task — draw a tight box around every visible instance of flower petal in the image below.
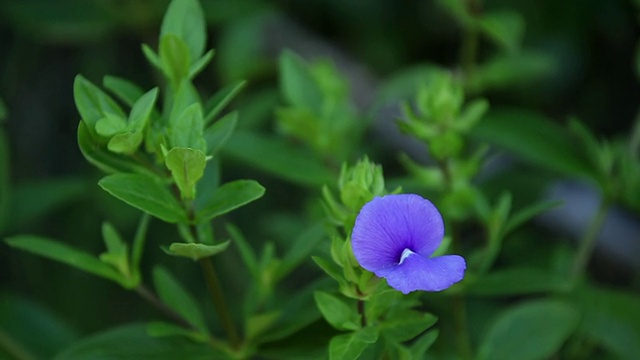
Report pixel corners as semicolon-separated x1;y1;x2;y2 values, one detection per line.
351;194;444;272
375;254;466;294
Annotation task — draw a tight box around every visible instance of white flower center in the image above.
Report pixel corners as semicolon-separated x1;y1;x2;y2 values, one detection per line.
399;248;415;265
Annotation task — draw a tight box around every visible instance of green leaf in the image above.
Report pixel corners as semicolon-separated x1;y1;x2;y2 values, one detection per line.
188;49;215;80
53;323;214;359
279;223;325;279
226;223;258;276
478;299;579;360
195;179;265;222
581;311;640;360
465;267;570;297
99;222;130;278
146;322;207;343
73;75;125;132
503;199;563;236
279;50;323;111
245;311;281;341
312;256;349;290
95;113;127;137
410;330;439;359
204;111;238;157
314;291;360;331
129;87;159;128
160;0;206;62
152;266;208;333
471;109;594;178
329;327;379;360
379;310;437;342
223;131;334;187
467;52;556;93
98;173;187;223
164;147;207;199
166;241;230;261
103;75;145;107
131;213;150;278
160;34;191;86
5;236;122;284
479;11;525;52
203;80;247;125
77;122;153;175
141;44;163;71
169;103;206;151
107;130;144;154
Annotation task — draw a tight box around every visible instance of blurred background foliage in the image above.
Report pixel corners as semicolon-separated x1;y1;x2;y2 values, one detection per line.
0;0;639;358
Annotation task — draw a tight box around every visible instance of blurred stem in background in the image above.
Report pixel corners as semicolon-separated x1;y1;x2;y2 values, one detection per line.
570;200;610;284
460;0;482;78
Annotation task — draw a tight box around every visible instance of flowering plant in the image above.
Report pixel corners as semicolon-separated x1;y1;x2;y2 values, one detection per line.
1;0;639;359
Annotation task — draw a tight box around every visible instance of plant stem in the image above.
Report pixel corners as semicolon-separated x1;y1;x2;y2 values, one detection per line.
571;200;609;282
357;299;367;327
452;293;472;360
135;285;196;331
0;327;37;360
200;257;241;349
460;0;482;79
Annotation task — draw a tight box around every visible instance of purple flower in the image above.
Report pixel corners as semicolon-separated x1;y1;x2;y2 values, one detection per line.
351;194;466;294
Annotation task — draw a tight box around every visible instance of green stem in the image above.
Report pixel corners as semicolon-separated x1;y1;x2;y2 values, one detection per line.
200;258;241;349
0;327;37;360
459;0;482;79
452;293;472;360
357;299;367;327
571;200;609;282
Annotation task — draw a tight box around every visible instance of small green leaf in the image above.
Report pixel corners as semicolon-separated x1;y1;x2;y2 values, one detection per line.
160;34;191;86
195;179;265;222
131;213;150;278
146;322;207;343
314;291;359;331
107;130;144;154
245;311;281;341
504;199;563;236
98;173;186;223
203;80;247;125
379;310;437;342
410;330;439;359
74;75;126;132
166;241;230;261
152;266;208;333
142;44;163;71
188;49;215;79
5;236;122;284
169;103;206;151
478;299;579;360
103;76;144;107
160;0;206;62
129;87;159;128
77;122;154;175
279;50;323;112
164;147;207;199
95;113;128;137
204;111;237;157
312;256;349;289
99;222;130;278
226;223;258;276
329;327;379;360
